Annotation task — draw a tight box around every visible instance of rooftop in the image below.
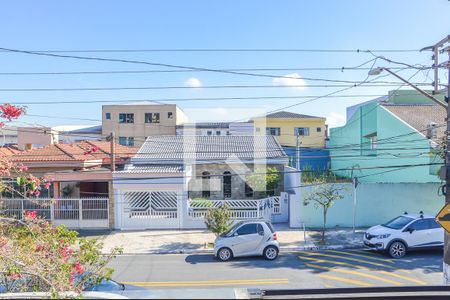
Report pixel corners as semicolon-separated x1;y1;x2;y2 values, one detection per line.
132;135;287;164
382;104;446;139
10;141;138;164
177;122;231;129
256;111;325;120
0;145;21;157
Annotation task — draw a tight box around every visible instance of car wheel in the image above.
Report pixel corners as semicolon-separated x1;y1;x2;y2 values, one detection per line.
217;247;233;262
263;246;279;260
388;241;407;258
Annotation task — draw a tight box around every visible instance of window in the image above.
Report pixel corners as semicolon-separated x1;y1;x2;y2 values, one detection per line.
223;171;232;198
409;219;429;231
295;127;310;136
216;131;221;136
426;218;441;229
118;137;134;146
370;135;377;149
119;113;134;124
256;127;261;132
207;130;212;136
266;127;281;136
145;113;160;124
226;130;231;136
236;224;258;236
316;127;321;133
168;112;173;119
105;113;111;120
202;171;210;198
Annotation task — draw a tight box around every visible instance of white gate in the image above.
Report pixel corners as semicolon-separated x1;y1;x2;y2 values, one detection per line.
121;191;179;229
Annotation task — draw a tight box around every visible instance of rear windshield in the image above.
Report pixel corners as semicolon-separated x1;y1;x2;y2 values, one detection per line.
382;216;413;230
265;222;275;233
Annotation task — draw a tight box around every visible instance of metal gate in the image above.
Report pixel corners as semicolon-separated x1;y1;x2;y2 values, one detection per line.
121;191;179;229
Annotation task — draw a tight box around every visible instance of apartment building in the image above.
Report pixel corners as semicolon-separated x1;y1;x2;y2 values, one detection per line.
102;101;186;146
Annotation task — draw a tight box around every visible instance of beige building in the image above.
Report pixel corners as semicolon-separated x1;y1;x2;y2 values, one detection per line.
17;127;59;150
102;101;186;146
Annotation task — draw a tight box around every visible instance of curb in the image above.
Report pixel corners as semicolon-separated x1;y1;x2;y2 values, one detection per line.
108;243;364;256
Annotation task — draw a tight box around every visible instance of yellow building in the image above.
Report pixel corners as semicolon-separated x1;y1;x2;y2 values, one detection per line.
252;111;326;147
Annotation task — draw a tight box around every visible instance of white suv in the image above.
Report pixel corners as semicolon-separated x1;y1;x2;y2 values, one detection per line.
364;213;444;258
214;220;279;261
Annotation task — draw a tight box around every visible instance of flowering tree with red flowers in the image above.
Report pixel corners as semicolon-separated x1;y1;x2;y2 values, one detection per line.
0;104;121;297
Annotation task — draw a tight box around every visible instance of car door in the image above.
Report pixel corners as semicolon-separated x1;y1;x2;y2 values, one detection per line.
403;219;433;248
232;223;264;256
426;218;444;247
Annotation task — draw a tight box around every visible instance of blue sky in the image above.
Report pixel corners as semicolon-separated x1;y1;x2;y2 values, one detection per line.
0;0;449;128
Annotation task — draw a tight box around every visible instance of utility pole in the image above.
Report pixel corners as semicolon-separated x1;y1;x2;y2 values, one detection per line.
295;135;300;170
109;132;116;172
422;35;450;284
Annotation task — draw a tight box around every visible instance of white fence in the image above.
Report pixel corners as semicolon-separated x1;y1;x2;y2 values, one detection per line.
188;198;274;220
0;198;109;229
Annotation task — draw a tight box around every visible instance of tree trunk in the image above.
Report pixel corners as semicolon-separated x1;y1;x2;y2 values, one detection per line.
322;207;327;242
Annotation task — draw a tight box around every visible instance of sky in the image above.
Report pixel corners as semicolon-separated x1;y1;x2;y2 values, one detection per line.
0;0;449;129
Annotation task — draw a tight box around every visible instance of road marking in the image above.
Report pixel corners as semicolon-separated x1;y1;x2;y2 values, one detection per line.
301;252;401;270
327;250;395;264
122;278;289;287
298;255;426;285
305;263;402;286
376;271;426;285
319;274;373;287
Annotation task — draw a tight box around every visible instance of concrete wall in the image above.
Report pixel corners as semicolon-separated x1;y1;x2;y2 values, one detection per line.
289;182;444;229
17;127;58;150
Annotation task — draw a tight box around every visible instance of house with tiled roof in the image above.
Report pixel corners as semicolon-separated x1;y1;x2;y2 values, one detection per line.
0;145;21;157
112;135;297;230
8;141;138;199
329;90;446;183
251;110;329;172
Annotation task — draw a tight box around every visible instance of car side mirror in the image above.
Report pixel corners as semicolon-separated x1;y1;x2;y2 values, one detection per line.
405;228;415;234
258;231;265;236
233;232;238;237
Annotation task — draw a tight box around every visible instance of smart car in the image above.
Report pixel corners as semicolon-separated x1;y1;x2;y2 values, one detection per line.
214;220;279;261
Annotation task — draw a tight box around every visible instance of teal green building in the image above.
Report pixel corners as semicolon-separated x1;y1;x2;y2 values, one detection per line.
329;90;446;183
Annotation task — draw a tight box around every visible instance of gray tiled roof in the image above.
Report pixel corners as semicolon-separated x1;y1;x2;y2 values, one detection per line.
116;164;184;174
264;111;325;119
176;122;231;129
382;104;446;139
132;135;287;164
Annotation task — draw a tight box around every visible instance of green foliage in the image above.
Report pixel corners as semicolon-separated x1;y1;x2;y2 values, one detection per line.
0;215;122;297
246;167;281;196
303;184;346;241
204;205;233;237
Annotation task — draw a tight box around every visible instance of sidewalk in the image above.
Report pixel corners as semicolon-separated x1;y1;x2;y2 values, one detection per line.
98;226;366;255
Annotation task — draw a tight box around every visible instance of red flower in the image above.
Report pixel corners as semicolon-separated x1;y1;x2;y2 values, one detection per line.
74;262;84;274
0;104;26;121
24;210;37;219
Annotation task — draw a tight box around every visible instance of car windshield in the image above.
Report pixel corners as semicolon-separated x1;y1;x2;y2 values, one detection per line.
220;221;244;237
382;216;414;230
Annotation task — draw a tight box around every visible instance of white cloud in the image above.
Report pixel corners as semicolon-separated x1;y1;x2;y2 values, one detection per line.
326;112;346;128
272;73;307;90
184;77;202;88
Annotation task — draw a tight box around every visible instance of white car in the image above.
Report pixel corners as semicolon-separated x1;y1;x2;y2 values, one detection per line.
214;220;279;261
364;213;444;258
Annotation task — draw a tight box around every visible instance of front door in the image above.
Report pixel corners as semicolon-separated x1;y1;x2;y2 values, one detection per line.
232;223;264;256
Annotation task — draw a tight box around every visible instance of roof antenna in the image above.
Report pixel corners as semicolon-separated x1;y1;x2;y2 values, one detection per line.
404;211;408;215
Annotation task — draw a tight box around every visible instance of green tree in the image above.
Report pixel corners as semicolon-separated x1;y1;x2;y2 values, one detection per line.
204;205;233;237
303;184;345;241
246;167;281;197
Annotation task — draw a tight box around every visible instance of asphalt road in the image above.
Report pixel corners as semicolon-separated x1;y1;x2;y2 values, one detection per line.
108;248;443;290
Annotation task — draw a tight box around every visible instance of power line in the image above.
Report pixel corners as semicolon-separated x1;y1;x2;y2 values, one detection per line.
0;48;420;53
0;82;432;92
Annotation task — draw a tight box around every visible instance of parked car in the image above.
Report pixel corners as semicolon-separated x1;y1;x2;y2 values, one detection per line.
363;213;444;258
214;220;279;261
